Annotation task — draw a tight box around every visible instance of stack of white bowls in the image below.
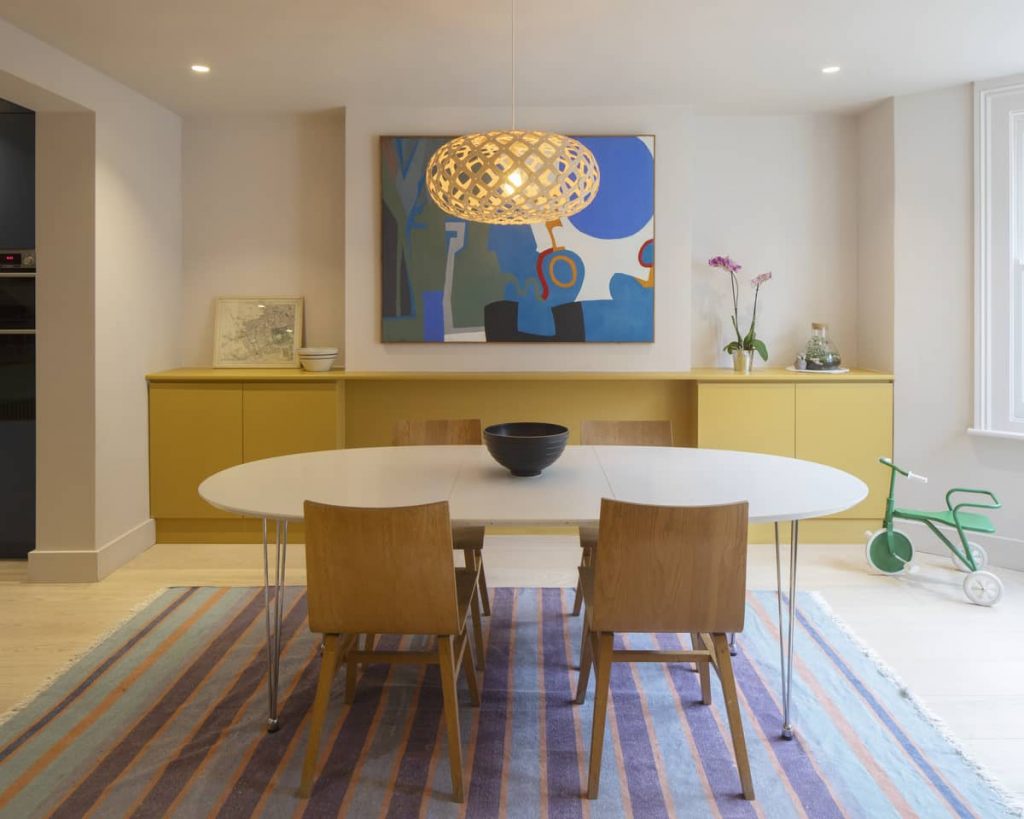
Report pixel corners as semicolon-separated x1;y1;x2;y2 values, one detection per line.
297;347;339;372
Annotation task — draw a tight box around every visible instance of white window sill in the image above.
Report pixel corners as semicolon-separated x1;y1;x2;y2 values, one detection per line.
967;427;1024;441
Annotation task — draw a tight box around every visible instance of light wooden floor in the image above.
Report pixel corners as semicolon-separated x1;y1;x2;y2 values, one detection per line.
1;538;1022;803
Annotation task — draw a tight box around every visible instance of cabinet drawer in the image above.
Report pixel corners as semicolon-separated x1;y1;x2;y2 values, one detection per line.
149;383;243;518
795;383;893;519
242;383;340;462
697;383;795;456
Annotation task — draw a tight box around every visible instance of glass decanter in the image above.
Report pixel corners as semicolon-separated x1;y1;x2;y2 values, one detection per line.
804;323;842;370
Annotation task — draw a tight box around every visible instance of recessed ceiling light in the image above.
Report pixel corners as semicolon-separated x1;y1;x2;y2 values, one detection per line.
191;64;211;74
821;65;841;74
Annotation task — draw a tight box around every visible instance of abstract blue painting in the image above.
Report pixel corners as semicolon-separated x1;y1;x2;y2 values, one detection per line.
381;135;654;342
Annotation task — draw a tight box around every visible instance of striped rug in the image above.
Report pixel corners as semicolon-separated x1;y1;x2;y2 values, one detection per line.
0;587;1019;818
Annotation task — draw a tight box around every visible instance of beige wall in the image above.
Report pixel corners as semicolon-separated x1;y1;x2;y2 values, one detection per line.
180;110;863;376
856;100;895;373
0;19;182;580
181;112;345;364
690;115;859;368
34;111;96;570
893;84;1023;567
344;105;691;372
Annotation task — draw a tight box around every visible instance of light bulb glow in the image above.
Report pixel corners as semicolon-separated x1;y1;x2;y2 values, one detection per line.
503;169;524;195
191;64;211;74
821;65;841;74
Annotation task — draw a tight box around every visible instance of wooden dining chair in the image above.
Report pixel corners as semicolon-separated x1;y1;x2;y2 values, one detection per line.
299;499;482;802
573;420;673;616
574;498;754;801
393;419;492;638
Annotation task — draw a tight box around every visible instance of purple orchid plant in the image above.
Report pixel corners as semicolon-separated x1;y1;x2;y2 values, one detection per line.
708;256;773;361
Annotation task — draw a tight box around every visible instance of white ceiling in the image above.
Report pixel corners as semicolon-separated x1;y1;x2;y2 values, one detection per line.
1;0;1023;115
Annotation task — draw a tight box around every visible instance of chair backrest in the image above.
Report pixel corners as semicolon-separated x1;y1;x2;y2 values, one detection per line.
303;500;461;635
393;419;482;446
591;498;748;634
580;420;673;447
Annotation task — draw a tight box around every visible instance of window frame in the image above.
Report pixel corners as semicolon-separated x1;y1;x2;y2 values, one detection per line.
973;76;1024;440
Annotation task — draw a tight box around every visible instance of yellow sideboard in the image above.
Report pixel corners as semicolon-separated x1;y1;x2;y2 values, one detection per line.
149;377;344;541
697;380;893;541
147;368;892;544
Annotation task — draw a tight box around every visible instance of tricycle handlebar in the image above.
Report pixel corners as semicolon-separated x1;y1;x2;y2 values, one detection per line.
879;456;928;482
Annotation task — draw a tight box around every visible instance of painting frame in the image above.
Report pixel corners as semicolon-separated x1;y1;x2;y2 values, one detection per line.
213;296;304;368
380;134;655;344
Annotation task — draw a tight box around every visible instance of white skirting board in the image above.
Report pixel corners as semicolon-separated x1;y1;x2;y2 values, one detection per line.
27;518;156;582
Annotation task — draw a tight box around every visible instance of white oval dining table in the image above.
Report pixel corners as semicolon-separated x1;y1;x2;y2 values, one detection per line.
199;445;867;739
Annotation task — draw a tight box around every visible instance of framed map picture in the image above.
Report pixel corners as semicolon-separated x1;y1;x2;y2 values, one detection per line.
213;297;304;368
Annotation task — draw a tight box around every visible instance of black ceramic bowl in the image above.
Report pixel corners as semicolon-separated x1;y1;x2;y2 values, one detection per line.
483;422;569;477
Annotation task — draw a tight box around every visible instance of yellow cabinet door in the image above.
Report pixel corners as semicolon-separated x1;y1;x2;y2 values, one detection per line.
697;383;795;456
149;383;243;518
795;383;893;519
242;383;341;462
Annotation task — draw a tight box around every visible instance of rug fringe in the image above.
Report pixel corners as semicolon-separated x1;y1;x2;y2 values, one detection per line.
0;587;171;730
806;590;1024;816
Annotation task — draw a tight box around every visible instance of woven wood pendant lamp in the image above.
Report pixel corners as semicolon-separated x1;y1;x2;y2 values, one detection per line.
425;1;600;226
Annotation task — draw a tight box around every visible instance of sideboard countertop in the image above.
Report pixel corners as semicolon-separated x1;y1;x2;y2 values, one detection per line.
147;367;893;383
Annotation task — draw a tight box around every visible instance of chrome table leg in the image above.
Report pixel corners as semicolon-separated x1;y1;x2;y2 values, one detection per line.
774;520;800;739
262;517;288;733
728;632;737;656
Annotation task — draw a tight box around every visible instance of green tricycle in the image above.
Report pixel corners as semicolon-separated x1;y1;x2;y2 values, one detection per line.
865;457;1004;606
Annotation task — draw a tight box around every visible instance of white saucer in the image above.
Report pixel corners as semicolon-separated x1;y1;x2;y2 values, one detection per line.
785;365;849;374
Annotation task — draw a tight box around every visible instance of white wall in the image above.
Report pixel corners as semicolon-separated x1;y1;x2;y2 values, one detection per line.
345;105;691;372
0;19;182;580
856;101;895;373
182;113;345;364
34;111;96;570
690;115;859;367
93;104;182;566
183;109;862;377
893;84;1024;566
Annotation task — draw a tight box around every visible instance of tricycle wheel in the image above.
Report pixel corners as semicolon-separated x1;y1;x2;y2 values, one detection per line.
963;571;1003;606
952;542;987;573
865;528;913;575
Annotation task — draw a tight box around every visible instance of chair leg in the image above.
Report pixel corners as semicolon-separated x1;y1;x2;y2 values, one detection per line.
459;631;481;706
334;633;357;673
470;581;486;671
712;633;755;800
476;549;491;617
692;632;712;705
571;575;584;617
347;632;375;697
571;545;592;617
345;644;359;705
299;634;340;798
587;632;614;799
438;634;465;802
575;616;593;704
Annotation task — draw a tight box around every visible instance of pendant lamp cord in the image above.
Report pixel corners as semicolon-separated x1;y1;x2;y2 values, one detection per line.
511;0;516;130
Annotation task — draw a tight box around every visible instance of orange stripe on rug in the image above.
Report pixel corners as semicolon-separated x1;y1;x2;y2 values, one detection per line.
747;594;919;816
148;593;310;817
0;588;231;811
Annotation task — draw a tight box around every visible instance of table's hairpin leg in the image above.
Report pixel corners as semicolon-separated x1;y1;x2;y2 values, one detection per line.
774;520;800;739
262;517;288;733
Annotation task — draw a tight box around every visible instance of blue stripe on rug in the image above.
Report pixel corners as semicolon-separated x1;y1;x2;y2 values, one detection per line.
0;587;1019;819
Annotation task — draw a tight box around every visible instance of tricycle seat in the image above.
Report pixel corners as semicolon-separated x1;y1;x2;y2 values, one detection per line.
894;507;996;534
